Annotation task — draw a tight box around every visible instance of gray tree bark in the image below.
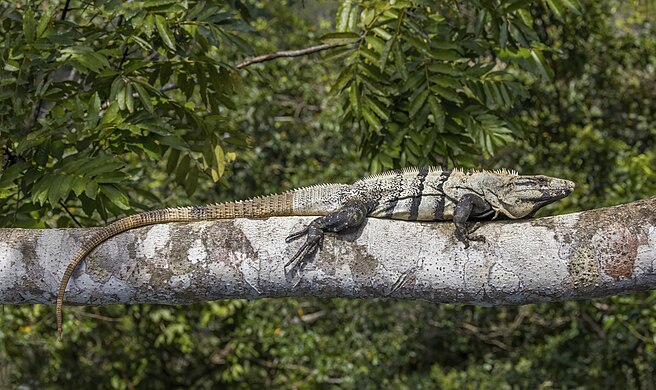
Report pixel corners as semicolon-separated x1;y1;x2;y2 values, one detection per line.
0;197;654;305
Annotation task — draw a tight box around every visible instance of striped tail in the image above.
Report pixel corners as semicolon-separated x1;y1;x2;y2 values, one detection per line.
57;193;294;340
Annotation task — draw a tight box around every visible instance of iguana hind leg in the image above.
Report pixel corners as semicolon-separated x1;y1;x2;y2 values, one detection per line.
285;200;368;270
454;193;491;248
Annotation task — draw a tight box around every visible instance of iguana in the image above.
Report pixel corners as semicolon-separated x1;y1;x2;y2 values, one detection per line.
56;167;574;340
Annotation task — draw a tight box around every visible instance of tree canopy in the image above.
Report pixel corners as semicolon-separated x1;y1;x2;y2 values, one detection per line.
1;0;655;388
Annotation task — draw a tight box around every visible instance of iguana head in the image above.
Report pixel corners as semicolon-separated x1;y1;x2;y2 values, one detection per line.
482;173;575;219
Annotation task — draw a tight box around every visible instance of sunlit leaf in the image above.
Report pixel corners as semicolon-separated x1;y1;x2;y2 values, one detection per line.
155;14;176;51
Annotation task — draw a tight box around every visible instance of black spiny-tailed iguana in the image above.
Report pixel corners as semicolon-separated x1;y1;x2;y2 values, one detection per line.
56;167;574;340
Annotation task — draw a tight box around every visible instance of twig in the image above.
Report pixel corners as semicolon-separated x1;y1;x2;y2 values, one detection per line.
235;43;345;68
155;43;349;94
61;0;71;21
73;307;123;322
59;200;82;227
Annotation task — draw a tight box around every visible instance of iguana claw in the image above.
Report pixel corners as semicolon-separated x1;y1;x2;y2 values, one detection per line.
284;201;368;272
285;224;324;270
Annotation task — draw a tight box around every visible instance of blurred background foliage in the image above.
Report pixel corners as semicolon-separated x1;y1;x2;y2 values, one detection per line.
0;0;655;388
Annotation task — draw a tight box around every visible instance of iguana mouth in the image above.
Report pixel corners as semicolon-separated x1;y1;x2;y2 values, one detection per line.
546;179;575;199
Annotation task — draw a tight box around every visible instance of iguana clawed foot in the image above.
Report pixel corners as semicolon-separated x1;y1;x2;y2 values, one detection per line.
454;194;492;248
285;222;325;270
284;200;368;272
454;222;486;249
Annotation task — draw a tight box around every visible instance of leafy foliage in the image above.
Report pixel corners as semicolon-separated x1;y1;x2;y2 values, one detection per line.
494;0;656;211
0;0;249;227
326;0;577;170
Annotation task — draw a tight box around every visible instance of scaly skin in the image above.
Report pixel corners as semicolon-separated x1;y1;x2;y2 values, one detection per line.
57;167;575;340
56;193;298;340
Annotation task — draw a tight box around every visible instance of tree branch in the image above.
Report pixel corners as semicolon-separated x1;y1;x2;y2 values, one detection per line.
150;43;347;96
235;43;345;69
1;197;654;306
61;0;71;21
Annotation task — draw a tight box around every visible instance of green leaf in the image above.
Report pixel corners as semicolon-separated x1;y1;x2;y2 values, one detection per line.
176;154;190;184
431;85;463;104
215;92;236;110
429;75;461;89
110;77;126;102
185;165;198;196
32;175;52;206
0;162;28;191
546;0;564;21
221;31;253;55
372;27;393;41
499;19;508;48
80;193;96;214
379;38;394;71
36;7;53;38
195;62;208;103
155;15;177;51
84;52;110;73
359;47;379;64
365;35;385;54
427;95;445;131
560;0;582;14
377;152;394;169
498;82;513;106
78;155;124;176
475;9;487;37
362;106;383;131
336;1;353;31
159;135;187;150
87;92;101;119
143;13;155;37
364;96;390;121
186;1;206;20
100;184;130;210
23;8;35;43
57;175;74;204
166;148;180;173
348;82;362;117
160;62;173;85
3;61;19;73
505;0;532;12
394;45;408;80
404;34;429;53
125;82;134;113
428;62;461;76
401;71;425;94
100;101;120;126
130;35;153;52
133;82;154;113
61;46;110;73
530;49;552;81
212;144;225;181
331;68;353;95
428;49;461;61
408;88;429;118
117;82;127;110
71;176;87;197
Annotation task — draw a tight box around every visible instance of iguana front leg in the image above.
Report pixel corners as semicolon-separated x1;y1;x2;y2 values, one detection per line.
454;193;491;248
285;200;368;270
